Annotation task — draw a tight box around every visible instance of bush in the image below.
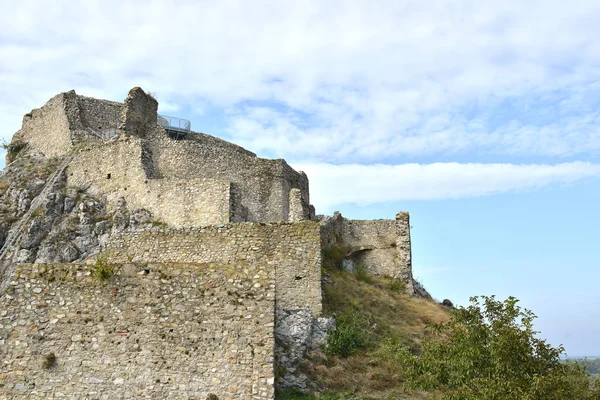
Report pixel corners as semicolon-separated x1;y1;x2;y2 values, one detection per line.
2;139;27;164
322;244;351;271
93;255;114;281
325;312;366;358
389;278;405;293
390;295;600;399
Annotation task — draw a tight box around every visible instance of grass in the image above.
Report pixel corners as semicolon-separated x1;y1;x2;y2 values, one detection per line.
322;244;352;271
151;220;169;228
298;268;449;399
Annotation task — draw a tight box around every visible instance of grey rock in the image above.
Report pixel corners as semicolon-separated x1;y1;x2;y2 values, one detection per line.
60;244;79;263
65;188;79;199
15;249;33;263
94;220;111;235
64;197;76;213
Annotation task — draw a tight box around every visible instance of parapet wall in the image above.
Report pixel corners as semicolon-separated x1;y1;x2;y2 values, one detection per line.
104;222;323;315
0;263;275;399
321;212;414;293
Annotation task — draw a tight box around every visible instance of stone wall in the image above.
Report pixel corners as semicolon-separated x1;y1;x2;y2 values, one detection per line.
76;95;123;137
11;87;314;226
104;222;323;315
144;128;311;223
13;93;73;158
119;88;158;138
67;138;232;226
320;212;414;293
288;188;310;222
0;263;275;399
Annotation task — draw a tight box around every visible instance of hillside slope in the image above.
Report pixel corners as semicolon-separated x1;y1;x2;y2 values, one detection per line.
283;260;451;399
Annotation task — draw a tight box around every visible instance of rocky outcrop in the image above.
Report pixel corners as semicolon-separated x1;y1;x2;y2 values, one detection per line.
0;149;164;271
275;308;335;392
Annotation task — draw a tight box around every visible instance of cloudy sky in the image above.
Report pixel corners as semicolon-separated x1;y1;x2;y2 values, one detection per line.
1;0;599;355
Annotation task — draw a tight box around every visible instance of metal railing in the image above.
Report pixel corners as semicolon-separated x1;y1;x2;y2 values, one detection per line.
89;126;119;141
158;114;191;139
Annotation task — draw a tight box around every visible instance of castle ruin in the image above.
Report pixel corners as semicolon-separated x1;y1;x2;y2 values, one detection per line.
0;87;417;399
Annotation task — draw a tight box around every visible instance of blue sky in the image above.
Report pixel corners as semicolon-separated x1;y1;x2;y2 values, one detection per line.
1;0;599;356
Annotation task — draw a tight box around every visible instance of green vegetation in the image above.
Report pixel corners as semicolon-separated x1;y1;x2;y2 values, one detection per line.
304;247;598;398
298;247;448;398
325;311;366;358
381;296;600;399
586;358;600;376
2;139;27;164
279;388;366;400
93;255;114;281
322;244;351;271
354;263;371;283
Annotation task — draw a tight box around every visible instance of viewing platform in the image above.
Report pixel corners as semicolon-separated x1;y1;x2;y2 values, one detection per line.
158;114;191;139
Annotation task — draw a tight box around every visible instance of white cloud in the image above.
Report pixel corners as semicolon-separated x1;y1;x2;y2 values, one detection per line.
294;162;600;211
1;0;600;162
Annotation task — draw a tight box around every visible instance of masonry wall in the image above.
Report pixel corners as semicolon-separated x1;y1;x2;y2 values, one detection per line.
119;87;158;138
0;263;275;399
67;138;231;226
13;93;73;158
320;212;414;293
104;222;323;315
76;95;123;135
145;129;311;223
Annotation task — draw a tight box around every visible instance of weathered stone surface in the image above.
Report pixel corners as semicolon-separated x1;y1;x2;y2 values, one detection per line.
104;222;323;315
275;308;335;391
119;87;158;138
0;263;275;399
320;211;418;295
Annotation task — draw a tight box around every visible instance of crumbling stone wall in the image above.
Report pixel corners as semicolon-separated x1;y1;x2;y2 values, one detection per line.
288;188;311;222
11;88;313;226
13;93;73;158
104;222;323;315
320;212;414;293
0;263;275;399
76;95;122;136
144;128;312;223
119;87;158;138
67;138;232;226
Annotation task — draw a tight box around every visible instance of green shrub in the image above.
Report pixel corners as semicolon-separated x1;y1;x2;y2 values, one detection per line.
93;256;114;281
325;313;366;358
389;278;406;293
392;295;600;399
3;140;27;164
322;244;351;271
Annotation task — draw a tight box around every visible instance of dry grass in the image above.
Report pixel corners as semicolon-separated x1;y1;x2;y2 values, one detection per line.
300;270;450;399
323;270;449;350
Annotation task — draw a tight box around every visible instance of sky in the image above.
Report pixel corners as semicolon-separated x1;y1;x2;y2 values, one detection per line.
1;0;599;356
